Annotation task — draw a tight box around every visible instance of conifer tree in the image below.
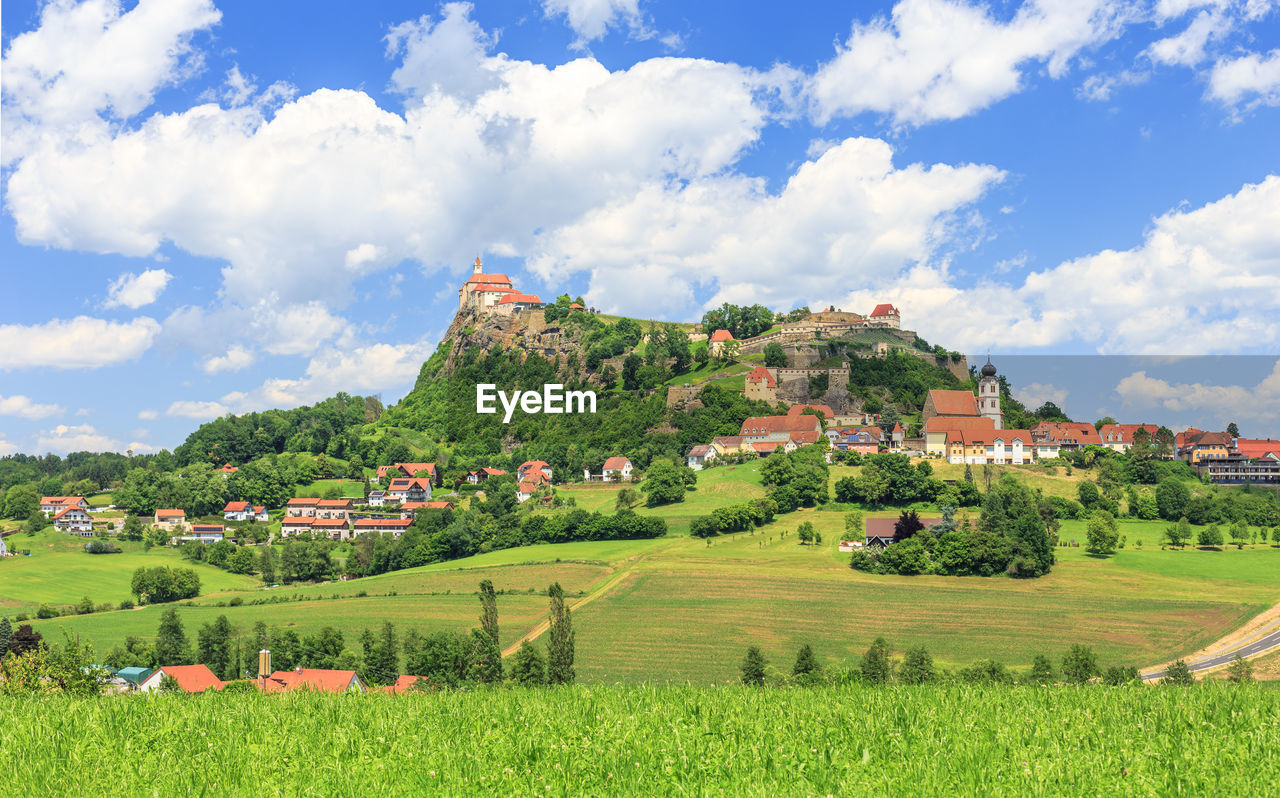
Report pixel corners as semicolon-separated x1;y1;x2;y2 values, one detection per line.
0;616;11;658
510;641;547;686
478;580;502;681
860;637;891;684
155;608;192;666
740;645;767;686
546;583;575;684
792;644;819;678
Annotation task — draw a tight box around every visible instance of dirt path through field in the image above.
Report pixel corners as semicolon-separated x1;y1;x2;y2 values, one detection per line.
501;550;654;657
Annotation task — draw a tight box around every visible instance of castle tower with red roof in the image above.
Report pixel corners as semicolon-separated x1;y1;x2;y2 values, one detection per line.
458;256;516;311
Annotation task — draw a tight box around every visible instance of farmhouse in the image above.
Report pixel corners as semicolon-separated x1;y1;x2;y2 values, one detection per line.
222;501;253;521
585;456;633;482
686;445;716;470
40;496;87;516
864;516;943;547
153;509;187;531
138;664;223;693
52;506;93;535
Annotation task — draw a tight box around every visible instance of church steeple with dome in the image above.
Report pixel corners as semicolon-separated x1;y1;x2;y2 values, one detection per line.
977;355;1003;429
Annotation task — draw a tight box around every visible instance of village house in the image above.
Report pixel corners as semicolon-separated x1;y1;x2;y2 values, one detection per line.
380;674;429;694
1098;423;1159;452
153;509;187;531
280;517;314;537
219;464;238;474
112;667;154;691
399;501;454;520
585;456;633;482
354;518;413;537
386;477;433;503
138;664;223;693
1032;421;1104;451
740;413;823;446
222;501;253;522
710;435;748;457
0;537;8;557
377;462;441;486
1176;429;1235;463
180;525;225;544
467;467;507;484
40;496;88;516
827;426;883;453
517;480;546;503
686;445;716;470
517;460;554;484
864;516;942;547
924;416;993;458
53;506;94;535
286;497;320;517
253;506;269;522
365;490;387;507
312;518;351;541
868;303;901;329
315;499;353;519
258;667;366;694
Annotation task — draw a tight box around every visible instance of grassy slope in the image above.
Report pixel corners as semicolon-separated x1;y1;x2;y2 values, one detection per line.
0;530;258;612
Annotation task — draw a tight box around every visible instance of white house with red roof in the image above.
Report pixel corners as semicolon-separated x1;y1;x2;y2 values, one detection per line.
517;460;553;484
386;477;433;503
153;509;187;531
41;496;87;516
315;499;353;519
1099;423;1160;452
53;506;94;535
138;664;224;693
280;517;314;537
257;667;365;694
686;445;717;470
467;467;507;484
585;456;633;482
868;303;901;328
740;414;823;446
223;501;253;522
286;497;320;517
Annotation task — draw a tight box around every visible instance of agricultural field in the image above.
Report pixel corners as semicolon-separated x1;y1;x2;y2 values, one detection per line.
3;685;1278;796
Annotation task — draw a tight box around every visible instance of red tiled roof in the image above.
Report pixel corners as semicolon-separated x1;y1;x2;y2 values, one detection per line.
155;509;185;518
223;501;250;512
1033;422;1104;445
311;518;349;529
787;403;834;419
745;366;776;388
924;416;995;435
790;430;823;445
41;496;85;506
602;456;631;471
158;664;223;693
752;442;781;453
396;463;437;477
740;414;823;436
711;436;744;447
465;273;513;286
260;669;360;693
496;293;544;305
709;329;734;342
480;467;507;476
317;499;353;508
1237;438;1280;458
569;303;585;310
870;303;899;317
281;516;313;526
387;478;433;491
518;481;539;494
380;675;432;694
220;464;238;473
287;498;319;506
52;506;88;520
354;518;412;529
687;445;712;457
927;389;979;417
1098;423;1159;444
253;506;266;513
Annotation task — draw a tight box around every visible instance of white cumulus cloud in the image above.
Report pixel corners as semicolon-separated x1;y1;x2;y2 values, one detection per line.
0;394;65;420
202;345;256;374
36;424;119;454
104;267;172;308
542;0;645;43
0;316;160;369
166;400;231;420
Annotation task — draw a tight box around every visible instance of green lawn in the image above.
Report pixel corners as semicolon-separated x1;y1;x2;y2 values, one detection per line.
0;530;260;612
294;479;366;498
556;462;767;532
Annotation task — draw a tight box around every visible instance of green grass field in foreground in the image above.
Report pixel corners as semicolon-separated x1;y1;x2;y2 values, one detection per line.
3;685;1278;797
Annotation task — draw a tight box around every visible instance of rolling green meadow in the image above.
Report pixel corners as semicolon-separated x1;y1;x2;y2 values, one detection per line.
3;685;1278;796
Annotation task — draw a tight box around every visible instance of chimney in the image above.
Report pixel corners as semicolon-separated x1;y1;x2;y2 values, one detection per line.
258;649;271;677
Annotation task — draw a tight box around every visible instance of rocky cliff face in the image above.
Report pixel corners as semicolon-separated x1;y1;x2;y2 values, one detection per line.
443;306;591;376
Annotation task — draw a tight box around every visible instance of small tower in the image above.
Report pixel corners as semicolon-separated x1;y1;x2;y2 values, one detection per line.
473;256;483;275
978;356;1003;429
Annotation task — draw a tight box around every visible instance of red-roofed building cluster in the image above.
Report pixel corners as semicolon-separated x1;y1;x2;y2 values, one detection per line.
458;257;545;314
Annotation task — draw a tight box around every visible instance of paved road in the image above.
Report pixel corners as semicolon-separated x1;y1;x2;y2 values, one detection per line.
1143;623;1280;680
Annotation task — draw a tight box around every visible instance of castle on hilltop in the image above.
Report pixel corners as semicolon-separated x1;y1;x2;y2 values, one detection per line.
458;257;547;315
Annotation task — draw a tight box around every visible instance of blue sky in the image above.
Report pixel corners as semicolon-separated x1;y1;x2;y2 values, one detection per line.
1;0;1279;454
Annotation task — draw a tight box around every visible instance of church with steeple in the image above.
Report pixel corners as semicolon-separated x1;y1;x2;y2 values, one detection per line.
977;356;1003;429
